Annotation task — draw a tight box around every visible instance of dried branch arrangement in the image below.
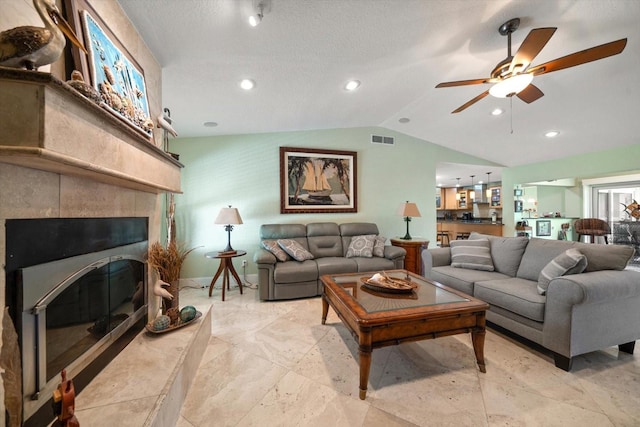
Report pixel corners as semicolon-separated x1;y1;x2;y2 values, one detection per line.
148;241;196;282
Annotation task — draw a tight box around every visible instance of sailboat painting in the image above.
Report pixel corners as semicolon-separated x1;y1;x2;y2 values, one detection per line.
280;147;357;214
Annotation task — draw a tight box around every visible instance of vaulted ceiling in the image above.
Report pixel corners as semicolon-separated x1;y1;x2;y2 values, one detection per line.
117;0;640;186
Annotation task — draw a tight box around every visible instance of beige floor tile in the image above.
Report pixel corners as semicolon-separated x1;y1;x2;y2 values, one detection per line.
178;287;640;427
236;370;369;427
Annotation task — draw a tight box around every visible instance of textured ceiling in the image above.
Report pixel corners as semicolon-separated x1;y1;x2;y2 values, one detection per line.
117;0;640;185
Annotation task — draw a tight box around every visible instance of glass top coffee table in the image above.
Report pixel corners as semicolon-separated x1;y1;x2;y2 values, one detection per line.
321;269;489;399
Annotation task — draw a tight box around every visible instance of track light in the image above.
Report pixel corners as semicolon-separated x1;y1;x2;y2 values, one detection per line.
249;2;265;27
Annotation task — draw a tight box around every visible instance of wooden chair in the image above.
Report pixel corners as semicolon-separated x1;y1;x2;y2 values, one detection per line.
574;218;611;244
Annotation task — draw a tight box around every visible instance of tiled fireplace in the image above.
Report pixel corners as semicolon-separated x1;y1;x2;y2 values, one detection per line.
0;69;181;424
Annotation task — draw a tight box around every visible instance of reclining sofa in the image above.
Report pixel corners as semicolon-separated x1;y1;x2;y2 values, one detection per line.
423;232;640;370
254;222;406;301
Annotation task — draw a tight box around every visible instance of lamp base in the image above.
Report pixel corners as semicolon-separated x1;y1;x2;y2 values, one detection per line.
221;225;235;254
401;217;412;240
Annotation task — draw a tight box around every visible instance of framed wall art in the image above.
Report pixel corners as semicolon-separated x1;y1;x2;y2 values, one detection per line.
64;0;153;139
280;147;357;214
536;220;552;237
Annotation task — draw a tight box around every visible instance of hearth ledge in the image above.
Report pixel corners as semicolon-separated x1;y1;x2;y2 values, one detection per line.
72;305;211;426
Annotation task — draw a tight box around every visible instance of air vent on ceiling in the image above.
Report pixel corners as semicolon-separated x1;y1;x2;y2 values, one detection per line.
371;134;395;145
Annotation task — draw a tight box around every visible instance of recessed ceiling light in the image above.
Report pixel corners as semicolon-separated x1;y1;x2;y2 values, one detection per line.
545;130;560;138
203;121;218;127
398;117;410;123
491;108;504;116
240;79;255;90
344;80;360;91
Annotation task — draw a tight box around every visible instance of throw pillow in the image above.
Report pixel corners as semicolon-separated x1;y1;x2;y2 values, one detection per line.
537;248;588;295
277;239;314;262
450;239;494;271
346;234;376;258
261;239;290;262
373;236;386;257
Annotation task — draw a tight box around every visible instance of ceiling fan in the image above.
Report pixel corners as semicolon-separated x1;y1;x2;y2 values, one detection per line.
435;18;627;114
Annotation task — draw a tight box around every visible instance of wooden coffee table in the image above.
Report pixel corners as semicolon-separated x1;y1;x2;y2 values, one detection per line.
321;269;489;399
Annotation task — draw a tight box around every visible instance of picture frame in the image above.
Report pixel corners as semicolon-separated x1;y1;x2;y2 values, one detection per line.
536;220;552;237
280;147;357;214
64;0;153;139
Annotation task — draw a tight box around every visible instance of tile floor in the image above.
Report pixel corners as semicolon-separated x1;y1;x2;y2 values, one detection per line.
177;284;640;427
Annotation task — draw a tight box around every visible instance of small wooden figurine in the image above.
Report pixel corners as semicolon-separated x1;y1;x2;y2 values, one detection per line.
52;369;79;427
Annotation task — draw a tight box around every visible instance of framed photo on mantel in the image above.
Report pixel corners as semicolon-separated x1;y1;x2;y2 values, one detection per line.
280;147;357;214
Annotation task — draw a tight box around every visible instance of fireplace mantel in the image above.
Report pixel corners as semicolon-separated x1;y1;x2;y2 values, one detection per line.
0;67;182;194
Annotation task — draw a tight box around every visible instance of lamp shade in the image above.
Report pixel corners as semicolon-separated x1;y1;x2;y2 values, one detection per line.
397;202;421;218
214;206;243;225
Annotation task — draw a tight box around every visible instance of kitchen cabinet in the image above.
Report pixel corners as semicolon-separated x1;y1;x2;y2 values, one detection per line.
438;221;504;239
444;187;458;210
489;187;502;208
457;190;469;209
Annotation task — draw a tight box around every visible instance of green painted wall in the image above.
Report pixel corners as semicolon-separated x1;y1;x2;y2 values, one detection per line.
171;127;638;279
170;126;498;278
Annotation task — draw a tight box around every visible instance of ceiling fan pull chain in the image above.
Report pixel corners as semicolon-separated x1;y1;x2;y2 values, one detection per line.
510;97;514;134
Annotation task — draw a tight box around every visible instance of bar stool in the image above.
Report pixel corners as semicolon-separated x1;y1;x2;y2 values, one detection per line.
574;218;610;244
437;231;450;247
456;232;470;240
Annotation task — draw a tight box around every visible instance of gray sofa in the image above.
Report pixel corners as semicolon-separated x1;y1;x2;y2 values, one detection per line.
254;222;406;301
423;232;640;370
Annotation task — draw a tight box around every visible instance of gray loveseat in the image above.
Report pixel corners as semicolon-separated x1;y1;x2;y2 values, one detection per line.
423;232;640;370
254;222;406;301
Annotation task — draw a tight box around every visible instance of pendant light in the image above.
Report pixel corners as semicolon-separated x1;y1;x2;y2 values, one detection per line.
486;172;492;198
455;178;461;200
469;175;475;200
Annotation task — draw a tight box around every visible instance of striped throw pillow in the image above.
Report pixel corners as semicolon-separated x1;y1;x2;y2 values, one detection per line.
537;248;587;295
450;239;494;271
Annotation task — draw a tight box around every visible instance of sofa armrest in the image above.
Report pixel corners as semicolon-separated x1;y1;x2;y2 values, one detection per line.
422;247;451;278
543;269;640;358
384;245;406;260
547;269;640;306
254;248;276;265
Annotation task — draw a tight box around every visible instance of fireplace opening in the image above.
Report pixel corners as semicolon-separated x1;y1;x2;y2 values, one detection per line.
5;217;148;425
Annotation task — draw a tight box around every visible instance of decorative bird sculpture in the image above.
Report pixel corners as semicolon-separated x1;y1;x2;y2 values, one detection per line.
152;279;174;300
157;112;178;138
0;0;87;70
66;70;101;103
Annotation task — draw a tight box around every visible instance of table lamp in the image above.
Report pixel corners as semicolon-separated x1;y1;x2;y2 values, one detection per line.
397;201;421;240
214;205;243;253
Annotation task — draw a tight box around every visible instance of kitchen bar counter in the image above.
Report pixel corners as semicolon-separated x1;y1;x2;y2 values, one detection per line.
438;220;504;238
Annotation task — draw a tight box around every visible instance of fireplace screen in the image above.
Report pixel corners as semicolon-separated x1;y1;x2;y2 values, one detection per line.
45;258;144;381
19;241;147;414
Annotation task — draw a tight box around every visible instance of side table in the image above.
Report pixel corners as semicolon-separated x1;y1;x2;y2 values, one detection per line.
390;238;429;276
204;250;246;301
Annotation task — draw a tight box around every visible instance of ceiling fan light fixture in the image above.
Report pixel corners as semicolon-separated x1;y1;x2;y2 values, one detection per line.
489;73;533;98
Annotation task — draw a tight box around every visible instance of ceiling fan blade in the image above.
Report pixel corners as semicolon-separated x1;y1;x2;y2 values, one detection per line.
516;84;544;103
528;38;627;75
509;27;556;73
451;91;489;114
436;78;490;88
